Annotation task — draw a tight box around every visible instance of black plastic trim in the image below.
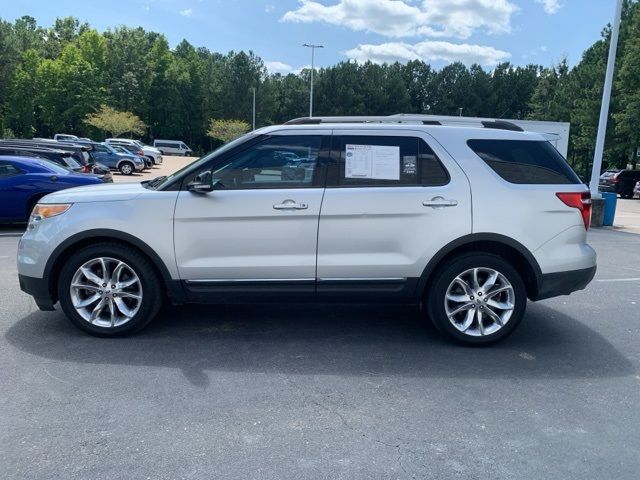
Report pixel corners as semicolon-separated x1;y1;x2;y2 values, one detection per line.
43;229;186;304
18;274;55;311
534;266;596;301
416;233;543;300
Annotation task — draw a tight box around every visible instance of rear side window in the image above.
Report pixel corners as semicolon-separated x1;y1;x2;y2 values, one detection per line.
467;139;581;185
333;136;449;187
0;162;23;176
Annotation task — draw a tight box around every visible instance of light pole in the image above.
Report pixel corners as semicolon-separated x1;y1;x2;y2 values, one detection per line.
589;0;624;197
252;87;256;130
303;43;323;117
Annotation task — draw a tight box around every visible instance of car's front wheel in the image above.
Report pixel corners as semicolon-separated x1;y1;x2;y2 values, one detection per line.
118;162;134;175
58;243;162;337
426;253;527;345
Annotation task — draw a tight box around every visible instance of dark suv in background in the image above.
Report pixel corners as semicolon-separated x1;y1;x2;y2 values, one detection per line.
599;169;640;198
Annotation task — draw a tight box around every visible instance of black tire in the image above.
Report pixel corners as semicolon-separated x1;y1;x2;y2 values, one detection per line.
425;253;527;346
146;155;157;166
118;161;134;175
57;242;162;337
143;157;153;169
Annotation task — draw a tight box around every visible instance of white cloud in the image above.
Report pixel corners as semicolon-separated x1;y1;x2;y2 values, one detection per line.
179;8;193;17
282;0;518;39
535;0;561;15
265;61;295;74
344;40;511;66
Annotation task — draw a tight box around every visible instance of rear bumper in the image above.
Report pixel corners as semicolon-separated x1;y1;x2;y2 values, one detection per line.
18;274;55;311
533;266;597;301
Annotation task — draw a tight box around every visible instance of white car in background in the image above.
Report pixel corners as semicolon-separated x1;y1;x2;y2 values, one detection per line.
105;138;163;165
153;139;193;157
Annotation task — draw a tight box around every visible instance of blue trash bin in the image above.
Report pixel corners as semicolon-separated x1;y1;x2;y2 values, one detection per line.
602;192;617;226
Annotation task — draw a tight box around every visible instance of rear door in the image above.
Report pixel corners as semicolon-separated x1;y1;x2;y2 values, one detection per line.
316;129;472;301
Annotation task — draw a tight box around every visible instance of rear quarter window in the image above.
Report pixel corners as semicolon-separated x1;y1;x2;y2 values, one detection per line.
467;139;581;185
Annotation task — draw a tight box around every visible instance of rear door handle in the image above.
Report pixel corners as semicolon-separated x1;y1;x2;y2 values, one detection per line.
422;197;458;208
273;199;308;210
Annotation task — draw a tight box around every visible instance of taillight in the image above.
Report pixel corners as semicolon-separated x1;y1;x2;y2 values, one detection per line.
82;165;91;173
137;150;144;156
611;174;619;184
556;191;591;230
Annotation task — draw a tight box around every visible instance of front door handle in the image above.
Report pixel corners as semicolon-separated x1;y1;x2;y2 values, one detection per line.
273;199;308;210
422;196;458;208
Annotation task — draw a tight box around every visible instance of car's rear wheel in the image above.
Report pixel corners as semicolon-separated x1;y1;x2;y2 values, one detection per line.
58;243;162;337
426;253;527;345
119;162;134;175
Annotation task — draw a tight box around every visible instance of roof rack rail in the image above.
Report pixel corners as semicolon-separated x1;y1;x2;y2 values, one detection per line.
284;114;524;132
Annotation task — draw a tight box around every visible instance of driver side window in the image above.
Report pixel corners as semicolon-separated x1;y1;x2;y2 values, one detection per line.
210;135;322;189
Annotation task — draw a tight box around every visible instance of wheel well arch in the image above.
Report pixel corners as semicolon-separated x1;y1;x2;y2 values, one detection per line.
417;234;542;301
44;229;180;303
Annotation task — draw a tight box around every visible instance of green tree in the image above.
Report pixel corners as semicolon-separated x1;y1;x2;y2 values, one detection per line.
84;105;147;137
206;119;250;143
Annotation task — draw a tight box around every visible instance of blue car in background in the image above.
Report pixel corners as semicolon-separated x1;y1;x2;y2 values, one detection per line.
0;156;104;222
66;141;145;176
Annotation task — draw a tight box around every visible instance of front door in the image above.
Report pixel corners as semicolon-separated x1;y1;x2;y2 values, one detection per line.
173;131;329;300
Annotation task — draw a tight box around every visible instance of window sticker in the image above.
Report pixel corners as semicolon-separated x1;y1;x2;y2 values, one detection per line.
345;144;400;180
402;156;417;175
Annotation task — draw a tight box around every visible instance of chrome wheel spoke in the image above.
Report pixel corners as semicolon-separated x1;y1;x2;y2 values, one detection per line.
114;297;135;317
74;293;101;308
90;297;107;323
118;291;141;300
446;292;470;303
477;310;485;335
71;283;101;293
471;268;481;291
485;285;511;298
487;299;514;311
447;302;475;317
453;277;473;296
108;298;116;327
80;267;102;286
483;306;504;326
482;271;498;292
110;262;125;285
459;309;475;331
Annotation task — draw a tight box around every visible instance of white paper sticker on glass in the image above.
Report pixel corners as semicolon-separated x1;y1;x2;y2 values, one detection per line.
345;144;400;180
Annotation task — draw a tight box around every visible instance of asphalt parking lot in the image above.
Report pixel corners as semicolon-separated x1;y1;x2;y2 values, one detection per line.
0;228;639;479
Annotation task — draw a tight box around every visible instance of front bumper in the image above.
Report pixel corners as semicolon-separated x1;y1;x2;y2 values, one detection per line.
19;274;55;311
533;266;597;301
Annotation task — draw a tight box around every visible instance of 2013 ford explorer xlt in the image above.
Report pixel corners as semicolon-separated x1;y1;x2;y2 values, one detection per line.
18;115;596;345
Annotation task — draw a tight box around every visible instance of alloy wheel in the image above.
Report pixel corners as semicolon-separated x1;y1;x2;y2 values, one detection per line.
69;257;143;328
444;267;515;337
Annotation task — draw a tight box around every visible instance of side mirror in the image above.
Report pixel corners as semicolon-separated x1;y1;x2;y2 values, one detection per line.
187;171;214;193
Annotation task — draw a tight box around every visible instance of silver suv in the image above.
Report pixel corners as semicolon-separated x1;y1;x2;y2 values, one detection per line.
18;115;597;345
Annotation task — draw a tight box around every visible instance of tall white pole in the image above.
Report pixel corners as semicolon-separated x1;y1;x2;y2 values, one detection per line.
310;47;314;118
589;0;624;198
252;87;256;130
303;44;323;118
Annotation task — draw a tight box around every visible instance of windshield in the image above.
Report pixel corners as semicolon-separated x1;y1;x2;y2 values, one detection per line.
63;157;82;169
38;159;71;174
154;132;256;190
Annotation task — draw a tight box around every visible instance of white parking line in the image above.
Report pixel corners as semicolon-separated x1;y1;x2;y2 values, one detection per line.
596;277;640;283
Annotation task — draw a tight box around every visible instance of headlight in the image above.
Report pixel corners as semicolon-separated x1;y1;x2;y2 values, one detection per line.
31;203;72;219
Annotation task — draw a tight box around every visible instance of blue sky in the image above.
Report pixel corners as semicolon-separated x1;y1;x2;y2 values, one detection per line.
6;1;615;73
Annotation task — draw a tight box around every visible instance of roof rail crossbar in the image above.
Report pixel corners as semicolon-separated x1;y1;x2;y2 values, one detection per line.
284;115;524;132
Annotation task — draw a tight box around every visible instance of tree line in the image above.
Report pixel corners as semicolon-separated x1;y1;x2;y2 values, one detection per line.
0;2;639;176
